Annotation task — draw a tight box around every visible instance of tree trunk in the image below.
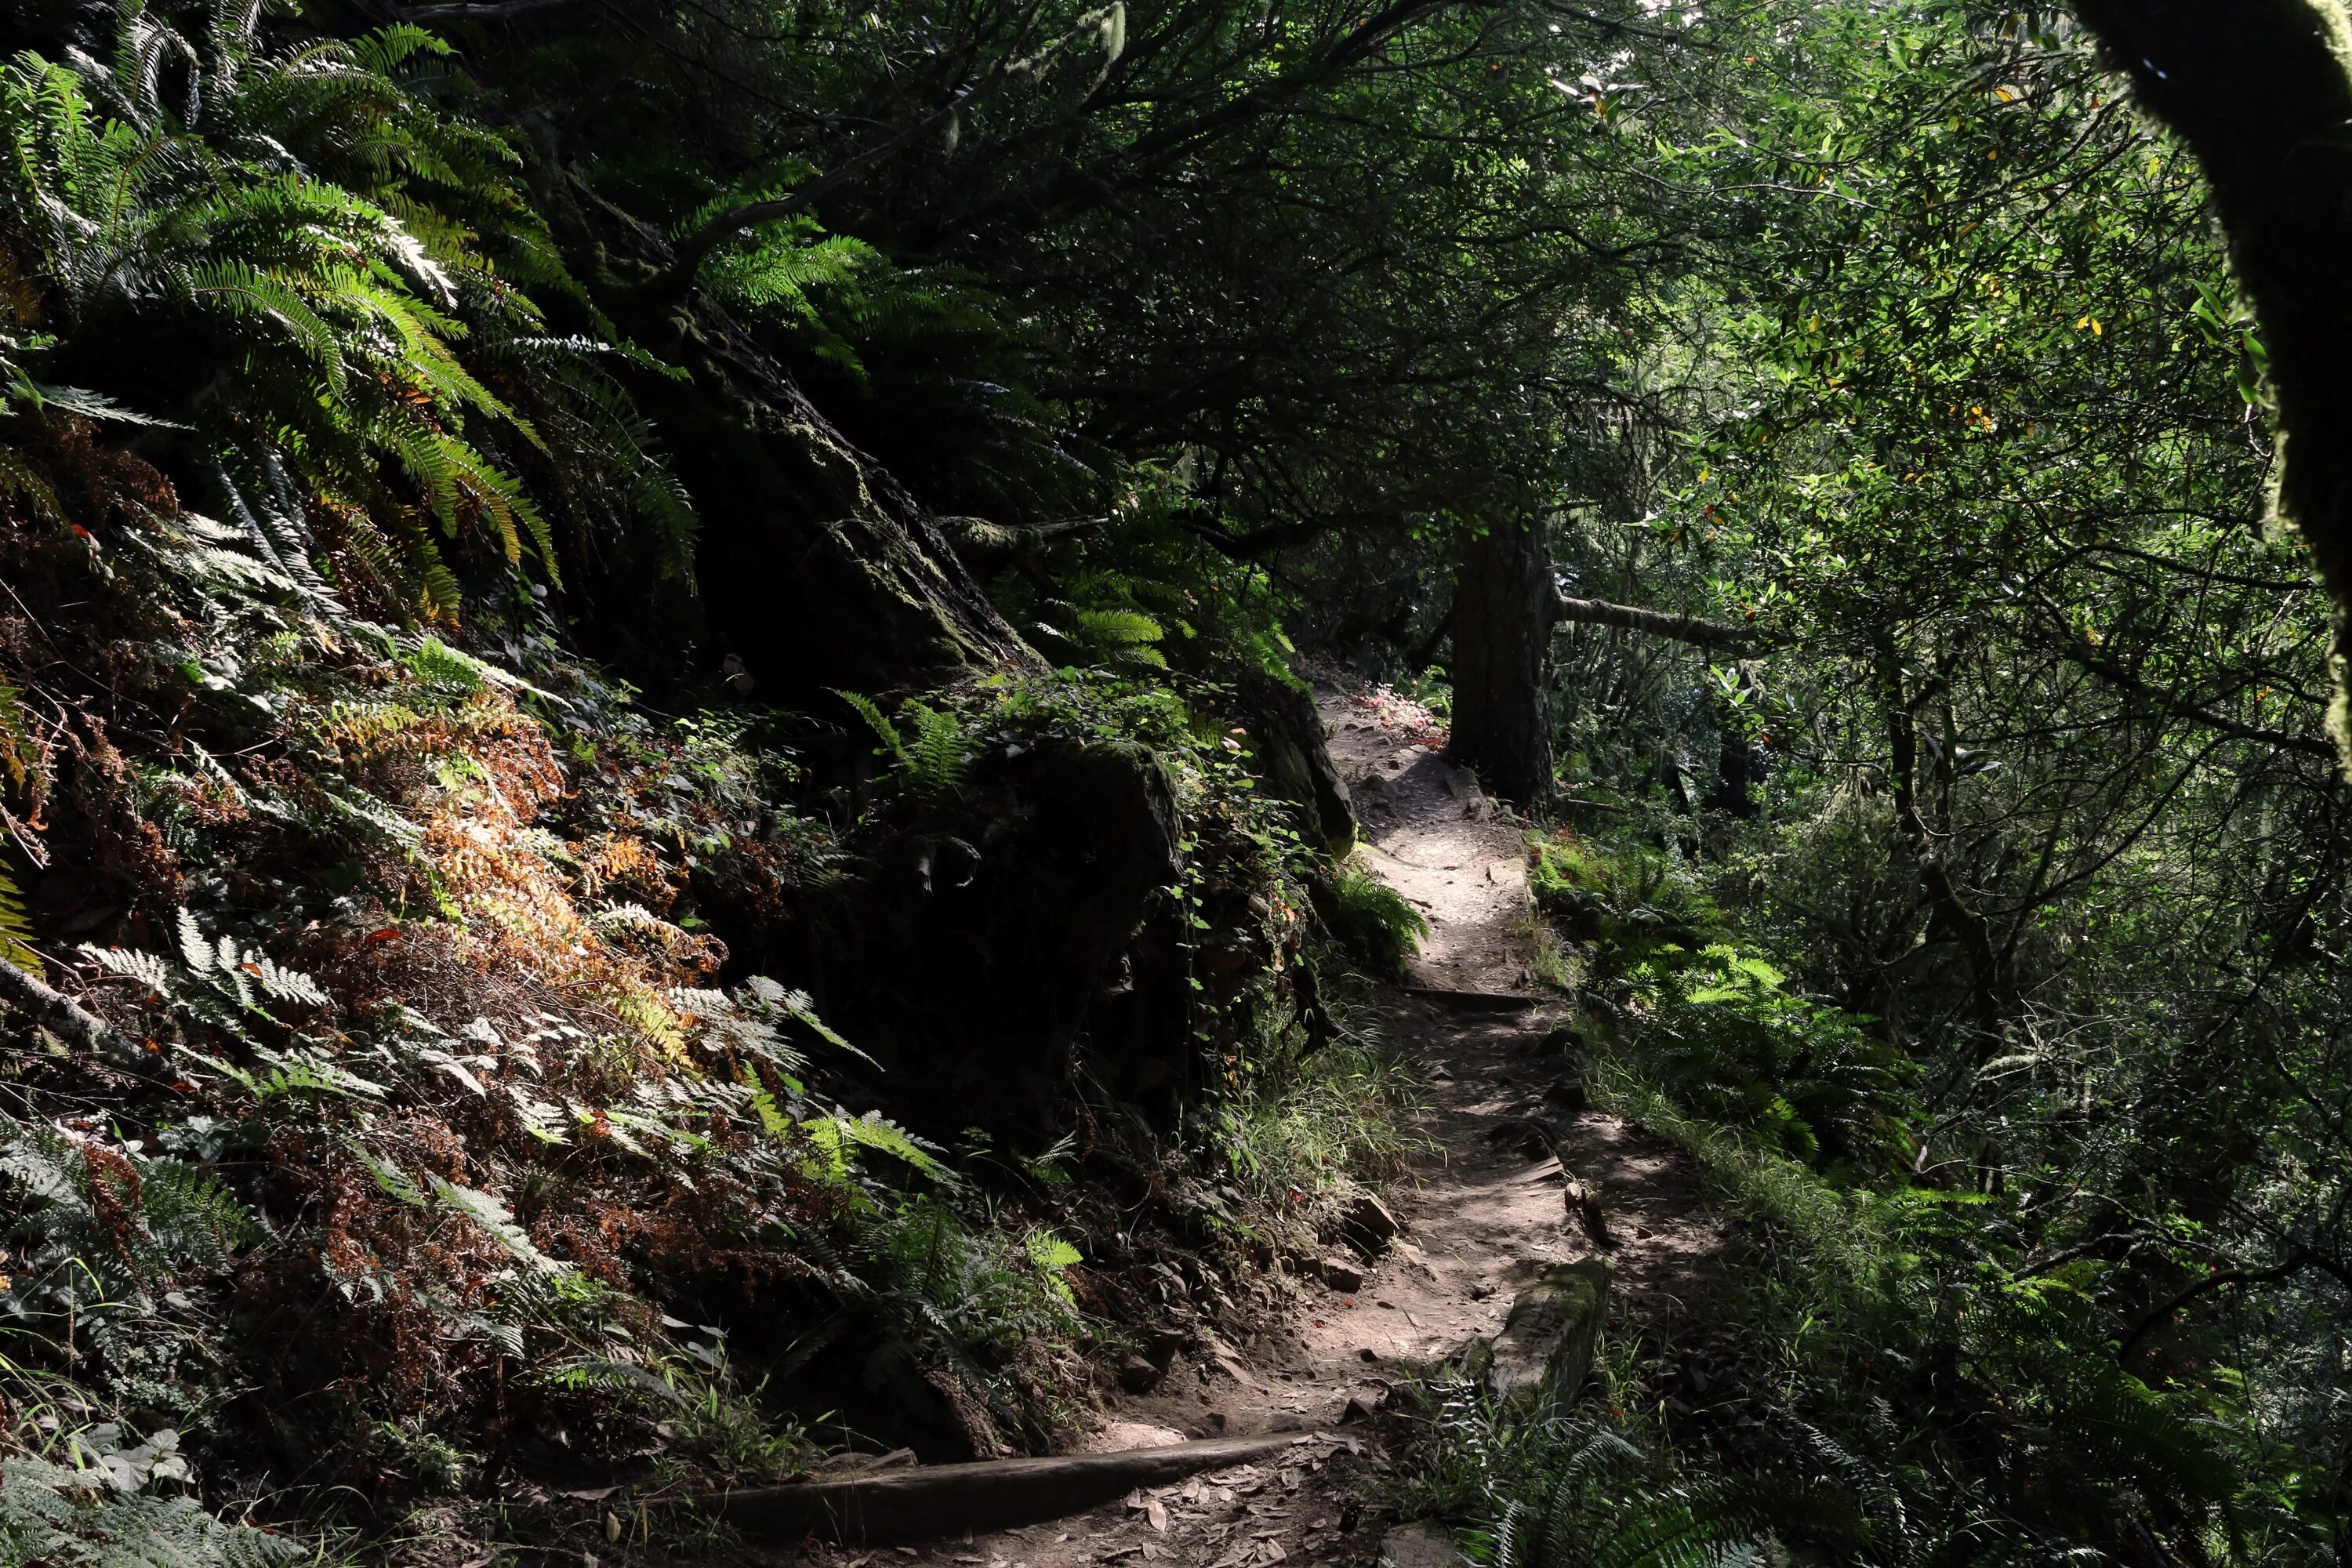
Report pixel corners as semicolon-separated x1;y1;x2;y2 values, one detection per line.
2071;0;2352;764
1446;517;1555;805
647;307;1036;699
544;162;1037;699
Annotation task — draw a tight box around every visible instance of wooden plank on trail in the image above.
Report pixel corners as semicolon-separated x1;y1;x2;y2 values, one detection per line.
1401;985;1538;1011
679;1432;1323;1544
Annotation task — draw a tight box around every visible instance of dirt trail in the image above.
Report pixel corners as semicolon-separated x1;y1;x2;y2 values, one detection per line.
784;683;1729;1568
1324;689;1533;997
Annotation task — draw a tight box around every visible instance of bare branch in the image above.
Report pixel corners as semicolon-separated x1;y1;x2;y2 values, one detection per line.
394;0;577;20
0;956;175;1083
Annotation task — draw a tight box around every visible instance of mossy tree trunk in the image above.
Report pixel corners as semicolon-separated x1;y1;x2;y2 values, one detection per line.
2072;0;2352;760
542;169;1037;700
645;305;1036;697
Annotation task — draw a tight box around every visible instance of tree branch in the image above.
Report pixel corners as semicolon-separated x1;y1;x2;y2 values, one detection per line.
941;514;1106;566
2060;640;2339;760
1179;514;1331;561
2117;1249;2314;1362
662;5;1125;291
1550;590;1754;648
0;956;175;1083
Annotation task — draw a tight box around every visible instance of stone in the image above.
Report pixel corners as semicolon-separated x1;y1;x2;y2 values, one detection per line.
1086;1421;1187;1454
1486;1259;1613;1415
1521;1023;1584;1058
1316;1256;1367;1291
1118;1353;1163;1392
1339;1192;1404;1250
1229;668;1356;850
1380;1523;1468;1568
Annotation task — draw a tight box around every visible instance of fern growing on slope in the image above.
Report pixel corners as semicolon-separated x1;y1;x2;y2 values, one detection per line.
0;6;696;613
1489;1423;1765;1568
837;691;976;800
0;1457;304;1568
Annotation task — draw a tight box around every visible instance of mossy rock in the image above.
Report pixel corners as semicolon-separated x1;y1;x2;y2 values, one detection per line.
1486;1259;1613;1415
1228;669;1356;851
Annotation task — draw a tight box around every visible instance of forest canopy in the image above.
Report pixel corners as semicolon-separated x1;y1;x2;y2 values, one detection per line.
0;1;2347;1566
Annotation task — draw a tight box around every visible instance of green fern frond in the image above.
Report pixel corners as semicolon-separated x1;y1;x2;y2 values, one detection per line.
1073;607;1163;647
346;23;456;82
0;448;64;521
0;681;35;792
834;689;909;768
0;858;37;975
430;1175;567;1273
183;260;349;394
81;942;176;998
0;1456;307;1568
902;700;975;799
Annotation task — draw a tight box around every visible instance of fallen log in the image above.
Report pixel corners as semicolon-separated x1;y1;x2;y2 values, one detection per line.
680;1432;1323;1544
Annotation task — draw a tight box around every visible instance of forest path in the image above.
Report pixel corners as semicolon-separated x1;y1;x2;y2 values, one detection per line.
1321;687;1534;997
783;684;1729;1568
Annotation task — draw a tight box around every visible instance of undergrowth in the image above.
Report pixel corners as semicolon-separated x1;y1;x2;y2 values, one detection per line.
1393;829;2309;1565
0;384;1411;1564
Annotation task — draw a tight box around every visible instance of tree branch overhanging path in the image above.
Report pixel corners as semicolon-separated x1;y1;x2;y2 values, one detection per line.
1551;589;1752;648
648;0;1475;297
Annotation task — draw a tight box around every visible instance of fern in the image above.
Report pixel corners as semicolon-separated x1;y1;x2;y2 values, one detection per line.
829;693;975;800
1490;1421;1760;1568
82;944;177;1000
1323;859;1428;978
0;1116;260;1344
81;909;330;1045
0;855;37;976
835;688;910;768
1072;606;1168;670
0;16;693;612
429;1175;567;1274
902;700;975;798
0;1457;305;1568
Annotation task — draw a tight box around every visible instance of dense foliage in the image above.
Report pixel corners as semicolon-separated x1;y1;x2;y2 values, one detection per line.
0;0;2346;1565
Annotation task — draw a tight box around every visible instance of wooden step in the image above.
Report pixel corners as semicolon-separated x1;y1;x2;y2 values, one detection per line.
676;1432;1324;1544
